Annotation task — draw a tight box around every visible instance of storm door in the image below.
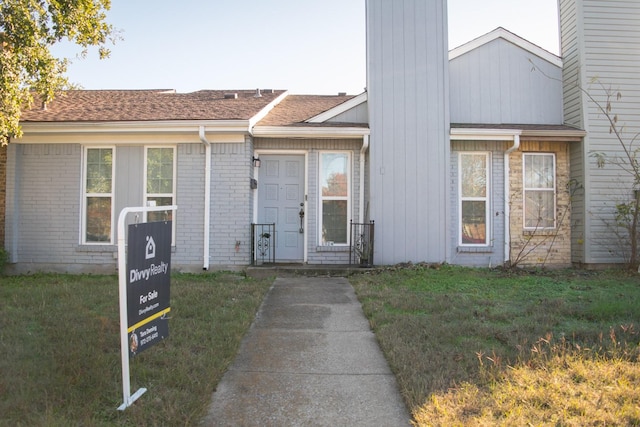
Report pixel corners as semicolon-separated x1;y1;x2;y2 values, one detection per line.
257;155;305;262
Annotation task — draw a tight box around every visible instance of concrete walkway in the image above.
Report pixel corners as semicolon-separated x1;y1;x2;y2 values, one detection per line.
202;276;411;426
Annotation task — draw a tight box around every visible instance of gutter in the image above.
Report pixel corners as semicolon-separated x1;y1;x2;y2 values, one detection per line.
199;126;212;270
359;135;370;224
504;133;521;265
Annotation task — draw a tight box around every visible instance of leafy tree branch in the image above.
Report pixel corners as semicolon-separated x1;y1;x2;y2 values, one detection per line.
0;0;115;145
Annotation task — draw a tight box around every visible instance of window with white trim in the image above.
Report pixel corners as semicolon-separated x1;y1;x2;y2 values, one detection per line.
319;152;350;245
145;147;176;228
459;152;490;245
523;153;556;229
83;147;114;243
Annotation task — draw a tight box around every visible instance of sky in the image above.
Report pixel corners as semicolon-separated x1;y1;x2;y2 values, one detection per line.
52;0;560;95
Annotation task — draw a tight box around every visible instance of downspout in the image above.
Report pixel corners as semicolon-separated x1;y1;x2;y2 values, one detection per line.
199;126;211;270
359;134;370;224
504;133;521;265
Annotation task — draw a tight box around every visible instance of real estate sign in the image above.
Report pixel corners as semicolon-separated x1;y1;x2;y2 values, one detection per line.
126;221;171;357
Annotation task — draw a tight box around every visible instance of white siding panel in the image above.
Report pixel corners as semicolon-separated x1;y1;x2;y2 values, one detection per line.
367;0;450;265
450;38;563;125
327;103;369;123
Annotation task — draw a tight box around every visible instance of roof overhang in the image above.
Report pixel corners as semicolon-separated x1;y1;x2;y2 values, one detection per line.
252;125;369;139
451;126;586;142
16;120;252;144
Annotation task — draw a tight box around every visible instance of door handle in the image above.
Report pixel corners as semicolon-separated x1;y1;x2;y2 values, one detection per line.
299;203;305;234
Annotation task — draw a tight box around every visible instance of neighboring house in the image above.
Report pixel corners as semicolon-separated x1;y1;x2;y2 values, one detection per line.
2;0;634;273
560;0;640;266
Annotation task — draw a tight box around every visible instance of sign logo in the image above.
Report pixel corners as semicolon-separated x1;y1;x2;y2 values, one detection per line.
145;236;156;259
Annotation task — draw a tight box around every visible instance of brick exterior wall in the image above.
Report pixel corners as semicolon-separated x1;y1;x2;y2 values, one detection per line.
508;141;572;268
0;144;6;247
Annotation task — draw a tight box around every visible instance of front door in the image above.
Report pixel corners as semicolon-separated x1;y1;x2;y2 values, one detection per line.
257;155;305;262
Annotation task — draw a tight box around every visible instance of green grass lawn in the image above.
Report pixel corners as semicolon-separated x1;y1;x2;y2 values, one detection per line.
350;265;640;426
0;272;272;426
2;267;639;425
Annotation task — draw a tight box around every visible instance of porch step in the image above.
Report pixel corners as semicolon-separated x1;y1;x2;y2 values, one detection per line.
245;264;373;279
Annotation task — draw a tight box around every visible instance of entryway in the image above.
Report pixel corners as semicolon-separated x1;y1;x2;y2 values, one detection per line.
256;154;306;262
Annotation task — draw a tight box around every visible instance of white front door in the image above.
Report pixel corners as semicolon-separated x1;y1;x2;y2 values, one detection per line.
257;155;305;262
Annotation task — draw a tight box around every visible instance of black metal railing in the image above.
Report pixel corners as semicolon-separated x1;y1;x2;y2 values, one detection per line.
251;223;275;265
349;220;375;267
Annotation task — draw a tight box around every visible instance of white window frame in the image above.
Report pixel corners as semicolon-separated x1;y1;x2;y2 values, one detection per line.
318;151;352;246
458;152;491;246
144;146;177;243
523;153;556;230
82;146;115;245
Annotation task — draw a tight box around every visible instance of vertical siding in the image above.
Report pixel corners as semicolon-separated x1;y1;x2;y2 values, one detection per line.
367;0;450;265
115;146;143;217
562;0;640;264
450;39;564;125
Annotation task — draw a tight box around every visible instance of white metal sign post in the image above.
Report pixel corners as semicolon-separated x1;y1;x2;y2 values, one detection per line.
117;205;177;411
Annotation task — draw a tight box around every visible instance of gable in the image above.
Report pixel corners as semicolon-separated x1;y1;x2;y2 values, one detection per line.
306;92;368;124
449;29;563;125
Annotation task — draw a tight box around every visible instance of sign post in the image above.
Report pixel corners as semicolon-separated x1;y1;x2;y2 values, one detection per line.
117;205;177;411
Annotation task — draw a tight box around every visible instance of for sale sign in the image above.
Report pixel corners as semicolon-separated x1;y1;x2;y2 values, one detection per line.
126;221;171;357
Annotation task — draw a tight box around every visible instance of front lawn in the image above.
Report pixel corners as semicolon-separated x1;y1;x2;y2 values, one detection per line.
351;265;640;426
0;273;272;426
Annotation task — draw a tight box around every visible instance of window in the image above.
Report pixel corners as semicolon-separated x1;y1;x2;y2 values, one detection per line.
523;153;556;229
319;152;350;245
459;152;489;245
145;147;176;225
84;147;114;243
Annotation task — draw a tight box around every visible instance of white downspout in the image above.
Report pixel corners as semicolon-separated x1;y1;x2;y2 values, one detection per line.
359;134;370;224
504;134;521;265
199;126;212;270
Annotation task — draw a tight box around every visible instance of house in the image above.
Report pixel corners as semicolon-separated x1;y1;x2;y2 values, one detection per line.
560;0;640;266
2;0;636;273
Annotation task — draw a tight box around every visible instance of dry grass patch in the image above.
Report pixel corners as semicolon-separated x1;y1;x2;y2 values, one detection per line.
350;265;640;425
414;338;640;426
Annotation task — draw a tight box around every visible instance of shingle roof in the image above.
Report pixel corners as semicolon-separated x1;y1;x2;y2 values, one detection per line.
256;94;357;126
20;89;287;122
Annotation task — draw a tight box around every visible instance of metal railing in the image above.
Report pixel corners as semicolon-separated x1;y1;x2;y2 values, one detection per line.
251;223;275;265
349;220;375;267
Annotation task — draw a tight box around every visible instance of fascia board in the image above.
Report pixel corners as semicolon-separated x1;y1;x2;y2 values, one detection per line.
451;127;586;141
19;120;252;135
450;128;522;141
253;126;369;139
449;28;563;68
306;92;368;123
